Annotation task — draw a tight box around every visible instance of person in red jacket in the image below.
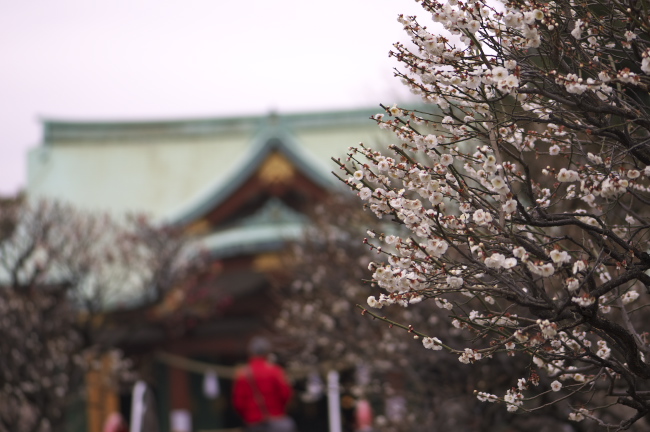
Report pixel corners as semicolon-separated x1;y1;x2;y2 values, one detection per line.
232;336;295;432
102;412;128;432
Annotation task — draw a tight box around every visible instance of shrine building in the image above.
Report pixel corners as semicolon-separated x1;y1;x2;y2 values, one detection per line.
27;108;389;432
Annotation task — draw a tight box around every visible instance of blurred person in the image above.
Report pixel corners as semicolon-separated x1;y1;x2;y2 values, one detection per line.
232;336;296;432
103;412;128;432
355;399;374;432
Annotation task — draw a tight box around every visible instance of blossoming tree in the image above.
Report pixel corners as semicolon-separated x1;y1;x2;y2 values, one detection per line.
276;195;572;431
336;0;650;429
0;199;202;432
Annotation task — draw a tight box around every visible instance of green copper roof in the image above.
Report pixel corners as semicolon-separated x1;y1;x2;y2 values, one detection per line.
197;198;307;258
42;107;383;143
165;123;344;226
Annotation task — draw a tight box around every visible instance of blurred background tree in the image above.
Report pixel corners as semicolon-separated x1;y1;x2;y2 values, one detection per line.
0;198;203;432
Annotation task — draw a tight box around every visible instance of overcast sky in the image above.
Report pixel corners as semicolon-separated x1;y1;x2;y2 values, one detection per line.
0;0;427;196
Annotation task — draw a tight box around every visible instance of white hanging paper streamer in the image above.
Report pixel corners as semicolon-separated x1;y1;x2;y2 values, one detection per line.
170;409;192;432
203;370;220;399
302;371;324;402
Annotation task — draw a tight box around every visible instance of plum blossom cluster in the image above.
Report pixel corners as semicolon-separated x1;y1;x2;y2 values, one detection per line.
340;0;650;428
276;196;544;431
422;336;443;350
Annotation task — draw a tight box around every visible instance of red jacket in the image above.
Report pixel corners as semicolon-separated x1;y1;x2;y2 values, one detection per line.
232;357;293;424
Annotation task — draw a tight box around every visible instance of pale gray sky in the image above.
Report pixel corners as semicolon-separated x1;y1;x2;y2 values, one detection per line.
0;0;426;195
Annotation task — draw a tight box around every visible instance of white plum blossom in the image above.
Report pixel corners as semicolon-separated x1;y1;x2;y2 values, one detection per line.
504;389;524;412
440;154;454;166
458;348;482;364
528;262;555;277
476;392;498;402
628;169;640;179
572;260;586;274
550;249;571;264
571;19;584;39
517;377;528;390
538;319;557;339
502;199;517;214
485;253;506;269
389;104;403;116
422;336;443;350
622;290;639;305
341;0;650;426
557;168;580;182
569;408;589;422
596;340;611;359
573;373;586;383
424;134;438;148
429;239;449;257
472;209;493;226
367;296;381;309
565;277;580;292
491;176;506;189
446;275;464;288
642;54;650;75
512;247;527;260
490;67;509;82
572;295;596;307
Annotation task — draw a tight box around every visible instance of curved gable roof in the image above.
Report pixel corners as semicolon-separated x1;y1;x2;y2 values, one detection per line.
165;123;341;226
